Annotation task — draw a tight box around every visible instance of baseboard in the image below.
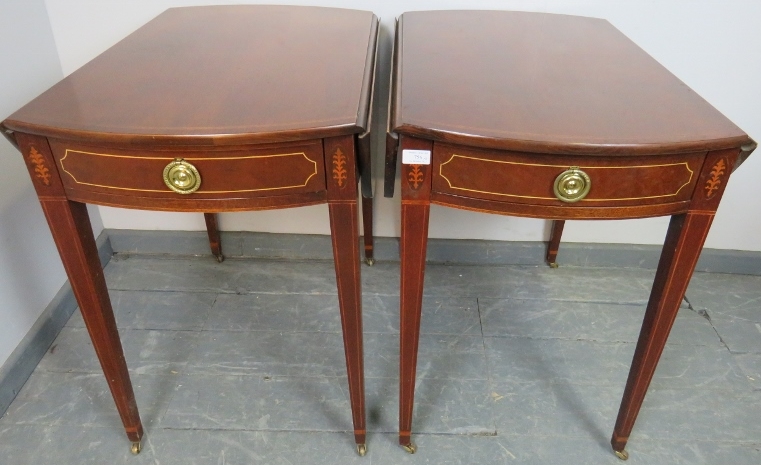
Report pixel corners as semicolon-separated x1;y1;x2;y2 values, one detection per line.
106;229;761;275
0;232;113;417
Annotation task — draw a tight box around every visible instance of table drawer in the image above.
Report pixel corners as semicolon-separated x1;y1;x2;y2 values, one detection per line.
49;140;326;199
432;143;705;207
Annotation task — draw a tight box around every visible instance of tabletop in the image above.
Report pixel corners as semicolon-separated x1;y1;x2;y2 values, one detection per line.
391;10;750;155
2;5;378;146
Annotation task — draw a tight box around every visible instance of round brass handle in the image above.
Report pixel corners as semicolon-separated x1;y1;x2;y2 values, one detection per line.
163;159;201;194
553;167;591;203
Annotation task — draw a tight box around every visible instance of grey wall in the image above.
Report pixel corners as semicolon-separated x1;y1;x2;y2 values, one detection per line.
0;0;68;371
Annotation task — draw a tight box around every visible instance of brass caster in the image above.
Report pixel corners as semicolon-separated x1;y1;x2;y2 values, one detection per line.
356;443;367;457
549;262;559;268
365;258;375;266
216;255;225;263
131;441;142;455
614;449;629;461
401;442;417;454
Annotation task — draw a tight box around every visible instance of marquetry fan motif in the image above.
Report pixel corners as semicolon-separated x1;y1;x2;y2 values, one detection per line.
705;158;726;199
408;164;424;190
28;147;51;186
332;148;347;187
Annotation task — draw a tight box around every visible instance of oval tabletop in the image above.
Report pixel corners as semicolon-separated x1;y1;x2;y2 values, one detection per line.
391;10;751;155
2;5;378;146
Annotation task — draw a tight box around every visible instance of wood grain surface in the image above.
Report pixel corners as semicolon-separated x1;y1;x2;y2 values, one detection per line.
3;5;377;146
391;10;750;155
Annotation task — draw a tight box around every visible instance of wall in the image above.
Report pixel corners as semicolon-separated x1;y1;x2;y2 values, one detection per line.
41;0;761;250
0;0;68;370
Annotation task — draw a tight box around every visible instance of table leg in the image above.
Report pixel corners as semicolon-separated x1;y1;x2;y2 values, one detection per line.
203;213;224;262
361;196;374;265
611;212;713;459
329;200;366;453
397;137;433;453
398;201;430;453
325;135;366;455
41;199;144;452
546;220;565;268
356;116;374;267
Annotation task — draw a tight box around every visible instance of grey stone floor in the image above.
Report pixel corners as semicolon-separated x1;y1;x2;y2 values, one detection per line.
1;253;761;464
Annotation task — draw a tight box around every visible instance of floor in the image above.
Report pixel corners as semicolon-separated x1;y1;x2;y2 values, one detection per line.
1;252;760;464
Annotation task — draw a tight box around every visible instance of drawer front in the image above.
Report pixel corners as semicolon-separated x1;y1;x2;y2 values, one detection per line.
49;140;325;199
432;143;704;207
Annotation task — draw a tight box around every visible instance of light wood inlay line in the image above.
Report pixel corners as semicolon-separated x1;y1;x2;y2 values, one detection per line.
60;149;318;194
438;154;694;202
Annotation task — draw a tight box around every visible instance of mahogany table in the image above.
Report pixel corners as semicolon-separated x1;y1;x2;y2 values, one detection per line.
2;5;379;456
385;10;756;459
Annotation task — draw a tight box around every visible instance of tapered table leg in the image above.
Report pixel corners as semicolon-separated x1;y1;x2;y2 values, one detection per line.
325;135;366;454
329;200;366;450
546;220;565;267
203;213;223;262
398;201;429;453
41;199;144;450
361;196;374;265
611;212;713;458
397;136;433;453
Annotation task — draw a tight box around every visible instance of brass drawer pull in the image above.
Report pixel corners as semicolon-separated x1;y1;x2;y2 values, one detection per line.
553;166;590;203
163;159;201;194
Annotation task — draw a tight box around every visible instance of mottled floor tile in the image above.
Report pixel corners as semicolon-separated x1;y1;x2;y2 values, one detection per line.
37;327;199;375
0;424;159;465
733;353;761;390
185;331;486;381
149;429;371;465
111;290;215;330
488;375;742;446
360;261;402;296
634;388;761;442
105;256;339;294
623;440;761;465
489;379;621;440
366;376;496;435
480;299;711;343
161;374;495;435
161;375;356;432
239;231;335;259
365;333;488;380
364;295;481;335
205;293;341;332
485;336;748;390
110;229;242;258
186;331;348;377
0;424;373;465
709;314;761;354
474;434;625;465
423;264;657;303
647;343;749;390
206;290;480;336
355;433;761;465
66;289;217;330
686;272;761;321
1;372;178;428
370;434;536;465
2;425;758;465
486;336;631;386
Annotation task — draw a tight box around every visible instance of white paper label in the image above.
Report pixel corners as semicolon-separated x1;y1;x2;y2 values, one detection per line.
402;149;431;165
